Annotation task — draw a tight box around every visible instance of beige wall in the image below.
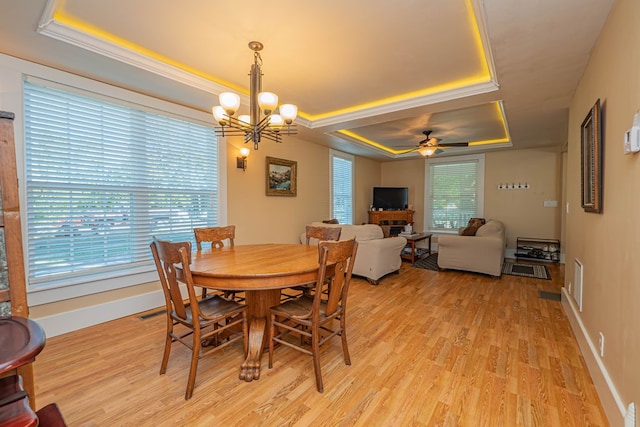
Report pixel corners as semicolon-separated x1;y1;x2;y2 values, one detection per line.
226;135;331;244
484;149;562;249
226;138;382;239
565;0;640;419
379;151;562;250
380;159;426;231
354;156;381;225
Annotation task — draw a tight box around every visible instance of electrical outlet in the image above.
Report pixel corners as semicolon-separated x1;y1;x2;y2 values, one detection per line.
568;282;572;293
598;332;605;357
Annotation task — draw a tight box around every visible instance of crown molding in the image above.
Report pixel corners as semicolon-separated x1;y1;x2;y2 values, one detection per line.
37;6;233;97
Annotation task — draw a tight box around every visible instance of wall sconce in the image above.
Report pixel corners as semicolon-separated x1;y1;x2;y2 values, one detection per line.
237;147;250;171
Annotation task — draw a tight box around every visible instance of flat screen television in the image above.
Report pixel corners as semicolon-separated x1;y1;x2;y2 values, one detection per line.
373;187;408;211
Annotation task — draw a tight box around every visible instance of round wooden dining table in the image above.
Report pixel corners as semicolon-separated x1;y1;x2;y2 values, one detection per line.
185;243;322;382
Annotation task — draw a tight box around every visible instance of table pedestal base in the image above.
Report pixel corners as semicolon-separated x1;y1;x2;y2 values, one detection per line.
238;289;280;382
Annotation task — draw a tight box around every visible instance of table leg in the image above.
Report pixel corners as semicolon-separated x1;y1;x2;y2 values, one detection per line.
410;240;416;263
239;317;266;381
239;289;280;382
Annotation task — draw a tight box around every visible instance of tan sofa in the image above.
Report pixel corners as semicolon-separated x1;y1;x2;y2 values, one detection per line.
436;219;506;277
301;222;407;285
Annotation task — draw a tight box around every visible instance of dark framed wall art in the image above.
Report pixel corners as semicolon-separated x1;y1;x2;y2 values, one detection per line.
580;98;603;213
266;156;297;196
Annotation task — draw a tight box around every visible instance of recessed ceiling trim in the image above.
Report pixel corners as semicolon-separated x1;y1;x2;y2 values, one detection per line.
332;129;511;160
36;0;496;135
307;80;500;129
330;131;398;158
334;100;511;155
471;0;498;85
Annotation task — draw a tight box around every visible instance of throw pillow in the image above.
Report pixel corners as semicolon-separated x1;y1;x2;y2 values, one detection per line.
467;217;486;227
461;224;481;236
460;217;486;236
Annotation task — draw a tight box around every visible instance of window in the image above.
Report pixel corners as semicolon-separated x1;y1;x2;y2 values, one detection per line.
424;154;485;232
330;150;354;224
24;79;220;292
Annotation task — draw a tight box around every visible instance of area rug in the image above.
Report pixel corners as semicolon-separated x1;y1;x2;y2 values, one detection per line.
502;261;551;280
413;254;551;280
412;252;439;271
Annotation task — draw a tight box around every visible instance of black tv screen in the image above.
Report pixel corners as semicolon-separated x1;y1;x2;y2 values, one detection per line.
373;187;408;210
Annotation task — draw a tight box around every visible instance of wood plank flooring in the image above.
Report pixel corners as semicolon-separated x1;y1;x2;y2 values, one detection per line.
33;260;609;426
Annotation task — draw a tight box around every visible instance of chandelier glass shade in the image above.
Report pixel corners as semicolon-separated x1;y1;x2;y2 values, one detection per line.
212;41;297;149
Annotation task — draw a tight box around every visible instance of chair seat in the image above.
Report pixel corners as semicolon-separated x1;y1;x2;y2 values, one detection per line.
171;295;245;325
36;403;67;427
271;295;336;321
198;295;246;319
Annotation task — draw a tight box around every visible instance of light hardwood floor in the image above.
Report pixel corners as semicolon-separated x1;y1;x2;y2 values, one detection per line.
33;260;609;426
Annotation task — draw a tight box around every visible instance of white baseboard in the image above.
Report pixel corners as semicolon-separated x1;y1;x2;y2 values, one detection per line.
561;286;625;426
32;284;196;338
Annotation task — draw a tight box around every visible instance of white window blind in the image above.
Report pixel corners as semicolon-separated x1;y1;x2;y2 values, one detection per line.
330;151;353;224
24;80;219;288
426;155;484;232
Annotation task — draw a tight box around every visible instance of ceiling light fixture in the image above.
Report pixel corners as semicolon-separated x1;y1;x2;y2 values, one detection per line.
212;41;298;150
417;146;436;157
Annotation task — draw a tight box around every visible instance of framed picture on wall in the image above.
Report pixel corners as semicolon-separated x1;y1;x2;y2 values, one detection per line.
266;156;297;196
580;98;603;213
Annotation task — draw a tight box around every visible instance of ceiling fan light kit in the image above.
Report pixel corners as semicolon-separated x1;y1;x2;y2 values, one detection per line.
404;130;470;157
212;41;298;150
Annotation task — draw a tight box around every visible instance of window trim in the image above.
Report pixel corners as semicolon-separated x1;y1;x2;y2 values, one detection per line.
14;69;226;306
423;153;485;234
329;149;354;225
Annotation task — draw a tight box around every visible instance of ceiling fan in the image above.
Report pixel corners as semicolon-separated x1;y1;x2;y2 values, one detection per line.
402;130;469;157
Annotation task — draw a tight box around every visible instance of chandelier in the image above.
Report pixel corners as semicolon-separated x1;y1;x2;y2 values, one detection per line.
212;41;298;150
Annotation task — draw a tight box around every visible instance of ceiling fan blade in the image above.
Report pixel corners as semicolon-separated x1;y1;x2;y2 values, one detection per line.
437;142;469;147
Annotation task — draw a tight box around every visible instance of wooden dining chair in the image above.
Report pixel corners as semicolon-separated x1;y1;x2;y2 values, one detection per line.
268;238;358;392
304;225;342;245
286;225;343;299
194;225;235;251
150;237;248;400
193;225;238;299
